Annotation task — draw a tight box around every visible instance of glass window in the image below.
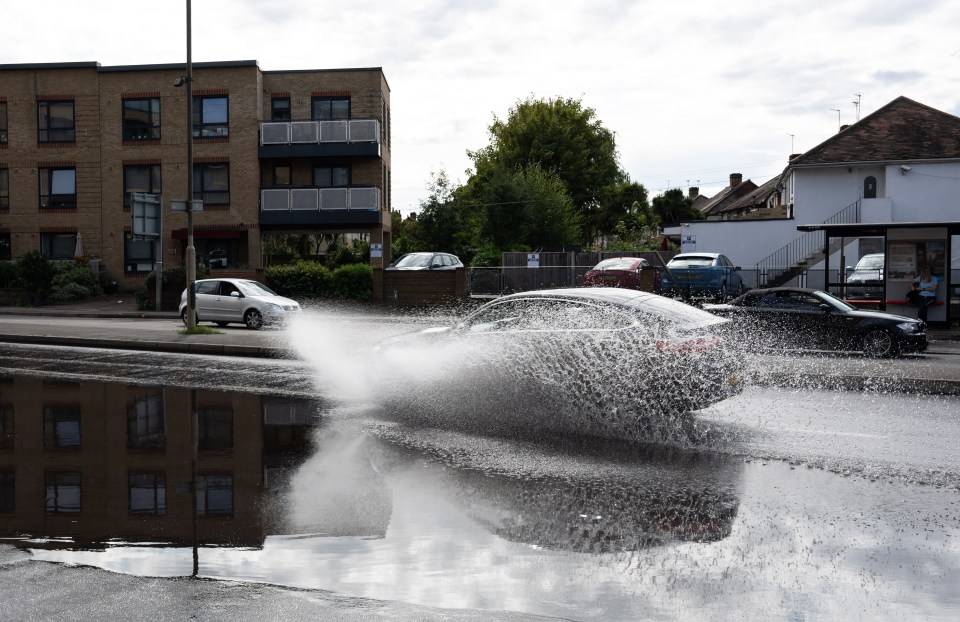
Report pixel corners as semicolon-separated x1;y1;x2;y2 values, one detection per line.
198;407;233;450
0;168;8;209
0;404;12;450
193;163;230;204
45;471;81;513
39;167;77;208
0;101;7;143
0;233;10;261
41;233;78;260
122;98;161;140
195;280;219;295
311;96;350;121
273;165;292;186
129;473;166;515
124;234;155;273
123;164;161;209
44;405;81;448
271;97;291;121
0;470;13;513
127;393;165;449
313;165;350;187
192;95;229;137
38;100;75;142
197;474;233;516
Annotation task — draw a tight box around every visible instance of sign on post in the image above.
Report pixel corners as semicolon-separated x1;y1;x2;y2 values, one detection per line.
131;193;162;238
527;253;540;268
370;243;383;258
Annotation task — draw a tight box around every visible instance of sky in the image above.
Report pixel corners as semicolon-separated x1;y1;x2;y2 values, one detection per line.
4;0;960;215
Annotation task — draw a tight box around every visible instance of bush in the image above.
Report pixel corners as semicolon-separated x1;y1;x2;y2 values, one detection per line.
0;261;17;288
14;251;55;300
47;282;94;304
331;263;373;300
265;260;332;299
145;265;209;292
52;262;98;295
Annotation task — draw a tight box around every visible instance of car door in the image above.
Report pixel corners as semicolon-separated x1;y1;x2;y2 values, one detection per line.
215;281;244;322
194;280;220;320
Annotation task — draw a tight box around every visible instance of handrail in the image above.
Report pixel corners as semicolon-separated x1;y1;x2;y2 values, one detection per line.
755;199;860;286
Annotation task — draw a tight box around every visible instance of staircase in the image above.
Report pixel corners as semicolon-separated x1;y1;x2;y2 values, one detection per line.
755;200;861;288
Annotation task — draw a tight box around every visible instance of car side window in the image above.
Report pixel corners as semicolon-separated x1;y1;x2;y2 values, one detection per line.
219;282;240;296
196;281;219;295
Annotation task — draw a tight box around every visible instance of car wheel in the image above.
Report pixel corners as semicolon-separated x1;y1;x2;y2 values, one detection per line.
244;309;263;330
180;309;199;327
862;329;898;358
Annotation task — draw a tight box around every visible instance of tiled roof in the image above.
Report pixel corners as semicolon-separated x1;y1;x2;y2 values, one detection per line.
717;176;781;214
790;96;960;166
698;180;758;216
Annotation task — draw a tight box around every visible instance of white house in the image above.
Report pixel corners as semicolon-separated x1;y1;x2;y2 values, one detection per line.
667;96;960;321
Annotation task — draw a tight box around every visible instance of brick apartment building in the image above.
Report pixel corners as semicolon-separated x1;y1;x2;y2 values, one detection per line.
0;60;392;290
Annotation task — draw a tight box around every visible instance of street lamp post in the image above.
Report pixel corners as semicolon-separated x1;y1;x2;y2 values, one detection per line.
184;0;196;329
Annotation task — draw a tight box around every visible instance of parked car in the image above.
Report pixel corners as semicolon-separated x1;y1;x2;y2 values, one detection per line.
372;287;744;442
180;278;300;329
207;249;229;269
844;253;884;299
703;286;927;357
661;253;744;301
386;252;464;270
581;257;652;290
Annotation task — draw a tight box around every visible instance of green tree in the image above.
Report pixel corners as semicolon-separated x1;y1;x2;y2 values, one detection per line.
652;188;702;226
605;200;661;252
468;96;626;243
415;171;478;262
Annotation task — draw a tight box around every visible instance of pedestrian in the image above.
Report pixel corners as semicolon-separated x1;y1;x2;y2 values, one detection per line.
907;266;937;322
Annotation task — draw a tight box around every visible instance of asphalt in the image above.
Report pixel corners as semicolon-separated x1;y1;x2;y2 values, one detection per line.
2;294;960;394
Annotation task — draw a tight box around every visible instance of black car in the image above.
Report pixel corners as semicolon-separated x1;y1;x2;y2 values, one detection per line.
703;287;927;358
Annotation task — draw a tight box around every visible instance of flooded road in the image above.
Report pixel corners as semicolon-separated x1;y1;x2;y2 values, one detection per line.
1;342;959;621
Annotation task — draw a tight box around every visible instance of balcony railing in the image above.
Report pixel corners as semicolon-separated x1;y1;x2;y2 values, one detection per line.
259;119;380;146
260;187;380;212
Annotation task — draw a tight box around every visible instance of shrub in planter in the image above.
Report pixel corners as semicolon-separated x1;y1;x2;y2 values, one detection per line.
51;262;98;298
331;263;373;300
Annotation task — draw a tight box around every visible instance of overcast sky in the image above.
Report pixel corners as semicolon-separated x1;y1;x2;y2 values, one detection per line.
5;0;960;214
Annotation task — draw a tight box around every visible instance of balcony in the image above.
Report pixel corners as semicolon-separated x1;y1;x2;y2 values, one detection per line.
259;187;382;227
258;119;381;159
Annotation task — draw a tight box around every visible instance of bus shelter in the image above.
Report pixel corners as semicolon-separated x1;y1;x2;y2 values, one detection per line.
795;221;960;326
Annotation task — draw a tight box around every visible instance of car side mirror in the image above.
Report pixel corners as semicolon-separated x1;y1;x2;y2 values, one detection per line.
818;303;832;313
733;266;741;271
230;291;241;298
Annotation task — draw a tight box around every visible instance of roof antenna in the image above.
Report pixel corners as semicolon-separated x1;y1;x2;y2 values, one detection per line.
853;93;861;121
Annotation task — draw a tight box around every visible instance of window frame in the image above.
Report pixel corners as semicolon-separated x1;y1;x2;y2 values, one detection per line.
313;164;350;188
123;164;162;209
0;101;7;143
196;474;233;516
271;97;291;121
192;162;230;205
124;233;156;273
41;232;79;261
127;393;165;449
192;95;229;138
0;168;8;210
311;96;350;121
122;97;161;141
128;472;167;515
37;99;76;143
45;471;82;514
39;167;77;209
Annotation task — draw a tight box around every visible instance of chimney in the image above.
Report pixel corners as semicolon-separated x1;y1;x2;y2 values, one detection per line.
729;173;742;188
789;154;802;161
688;186;699;199
840;124;850;132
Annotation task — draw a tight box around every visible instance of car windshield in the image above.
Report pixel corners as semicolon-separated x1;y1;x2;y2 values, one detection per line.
856;255;884;270
236;281;278;297
594;258;642;270
668;256;716;268
393;254;433;268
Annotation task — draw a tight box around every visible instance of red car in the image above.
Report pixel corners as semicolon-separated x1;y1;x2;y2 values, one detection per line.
582;257;652;289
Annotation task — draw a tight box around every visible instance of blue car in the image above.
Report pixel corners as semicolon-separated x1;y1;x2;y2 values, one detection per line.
661;253;745;301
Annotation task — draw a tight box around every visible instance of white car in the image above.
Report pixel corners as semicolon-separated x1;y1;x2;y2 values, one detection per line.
179;278;300;329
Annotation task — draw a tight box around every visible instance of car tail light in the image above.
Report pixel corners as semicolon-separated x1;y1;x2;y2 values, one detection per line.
655;335;720;353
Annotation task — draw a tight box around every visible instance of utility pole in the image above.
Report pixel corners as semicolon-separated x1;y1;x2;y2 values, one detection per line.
185;0;196;329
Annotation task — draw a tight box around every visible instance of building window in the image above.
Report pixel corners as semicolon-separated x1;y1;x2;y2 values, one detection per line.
127;393;165;449
44;405;81;449
273;164;292;186
129;473;166;515
45;471;81;513
864;176;877;199
123;164;161;209
0;102;7;143
196;474;233;516
0;168;8;209
122;97;161;140
40;233;78;260
37;100;75;143
0;233;10;261
193;163;230;204
198;407;233;451
313;165;350;187
192;95;229;137
0;403;12;450
124;233;155;273
311;96;349;121
39;167;77;208
271;97;291;121
0;471;14;513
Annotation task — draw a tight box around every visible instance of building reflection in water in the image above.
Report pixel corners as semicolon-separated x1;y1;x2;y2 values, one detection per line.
0;374;323;549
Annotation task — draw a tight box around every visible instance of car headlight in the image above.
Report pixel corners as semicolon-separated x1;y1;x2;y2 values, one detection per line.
896;322;920;333
263;302;282;312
